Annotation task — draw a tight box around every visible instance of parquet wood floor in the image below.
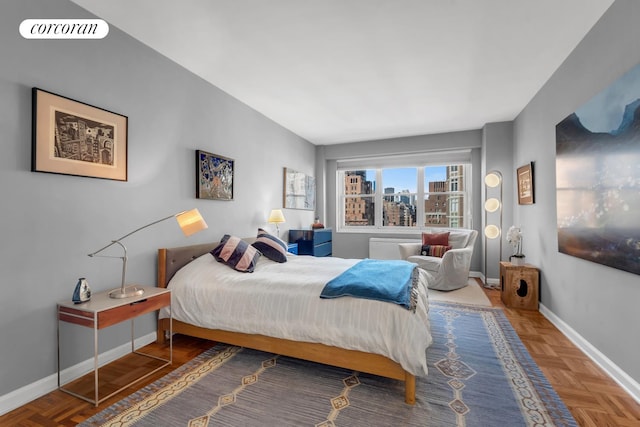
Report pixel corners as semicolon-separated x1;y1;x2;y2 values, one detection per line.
1;280;638;426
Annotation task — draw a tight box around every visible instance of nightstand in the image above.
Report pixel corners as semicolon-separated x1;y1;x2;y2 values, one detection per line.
57;286;172;406
289;229;332;256
500;261;539;310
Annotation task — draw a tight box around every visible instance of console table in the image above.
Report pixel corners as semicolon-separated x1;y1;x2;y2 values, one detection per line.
57;286;172;406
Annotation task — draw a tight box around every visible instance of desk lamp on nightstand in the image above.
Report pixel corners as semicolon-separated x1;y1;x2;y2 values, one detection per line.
88;208;208;299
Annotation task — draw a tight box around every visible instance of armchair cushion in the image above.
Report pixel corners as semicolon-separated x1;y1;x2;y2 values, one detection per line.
420;244;451;257
422;232;450;246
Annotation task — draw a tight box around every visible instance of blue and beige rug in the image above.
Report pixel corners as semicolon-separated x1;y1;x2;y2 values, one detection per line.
81;302;576;426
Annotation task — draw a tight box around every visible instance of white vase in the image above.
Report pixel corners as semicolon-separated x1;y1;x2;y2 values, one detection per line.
511;256;525;266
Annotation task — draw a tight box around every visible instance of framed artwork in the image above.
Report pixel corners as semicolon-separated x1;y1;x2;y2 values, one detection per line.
516;162;534;205
31;88;128;181
196;150;234;200
556;61;640;276
283;167;315;210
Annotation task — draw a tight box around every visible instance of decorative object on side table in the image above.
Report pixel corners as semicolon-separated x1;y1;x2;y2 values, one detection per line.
506;225;525;266
312;217;324;229
72;277;91;304
88;209;208;299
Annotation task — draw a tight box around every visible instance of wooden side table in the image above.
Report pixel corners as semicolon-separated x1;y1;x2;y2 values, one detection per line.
500;261;539;310
57;286;172;406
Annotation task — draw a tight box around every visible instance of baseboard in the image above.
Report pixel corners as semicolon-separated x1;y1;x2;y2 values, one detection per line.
469;271;499;289
539;304;640;405
0;332;156;416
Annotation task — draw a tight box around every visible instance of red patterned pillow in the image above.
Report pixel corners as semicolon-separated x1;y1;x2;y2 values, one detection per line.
420;244;452;258
422;232;450;246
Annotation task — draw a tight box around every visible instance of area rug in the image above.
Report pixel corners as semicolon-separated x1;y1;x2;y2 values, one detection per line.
428;279;492;307
80;302;576;427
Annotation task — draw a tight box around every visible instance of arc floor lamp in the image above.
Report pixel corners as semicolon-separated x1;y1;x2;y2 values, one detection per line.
88;208;208;299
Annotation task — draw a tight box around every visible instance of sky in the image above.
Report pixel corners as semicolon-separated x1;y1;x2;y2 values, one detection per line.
365;166;447;193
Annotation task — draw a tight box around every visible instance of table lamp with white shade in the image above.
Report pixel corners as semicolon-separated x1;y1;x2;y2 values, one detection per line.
268;209;286;235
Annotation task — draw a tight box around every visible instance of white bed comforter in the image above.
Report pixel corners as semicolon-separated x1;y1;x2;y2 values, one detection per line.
160;253;432;376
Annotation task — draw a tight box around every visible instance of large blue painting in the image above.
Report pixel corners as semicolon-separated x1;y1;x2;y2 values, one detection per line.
556;63;640;275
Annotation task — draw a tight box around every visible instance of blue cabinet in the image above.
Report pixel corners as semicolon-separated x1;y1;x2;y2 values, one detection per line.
288;229;332;257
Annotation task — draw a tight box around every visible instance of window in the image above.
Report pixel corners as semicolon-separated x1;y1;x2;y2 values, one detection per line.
337;159;470;233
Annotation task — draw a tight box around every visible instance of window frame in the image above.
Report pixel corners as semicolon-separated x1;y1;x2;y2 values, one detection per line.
337;163;472;234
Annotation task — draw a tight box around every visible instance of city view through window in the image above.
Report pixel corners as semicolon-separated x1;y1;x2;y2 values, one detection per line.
342;165;466;229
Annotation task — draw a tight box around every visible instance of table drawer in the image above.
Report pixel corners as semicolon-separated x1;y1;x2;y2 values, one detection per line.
314;242;332;257
98;292;170;329
313;229;332;245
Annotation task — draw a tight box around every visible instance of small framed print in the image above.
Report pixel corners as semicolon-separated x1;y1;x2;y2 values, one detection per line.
196;150;234;200
517;162;534;205
31;88;128;181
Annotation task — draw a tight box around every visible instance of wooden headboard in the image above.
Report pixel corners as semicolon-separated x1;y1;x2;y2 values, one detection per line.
157;242;219;288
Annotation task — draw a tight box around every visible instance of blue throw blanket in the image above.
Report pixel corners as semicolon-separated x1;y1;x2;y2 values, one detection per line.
320;259;419;311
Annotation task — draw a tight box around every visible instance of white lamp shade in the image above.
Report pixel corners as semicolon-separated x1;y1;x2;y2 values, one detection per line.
484;224;501;239
268;209;286;224
484;171;502;188
484;198;501;213
176;208;208;236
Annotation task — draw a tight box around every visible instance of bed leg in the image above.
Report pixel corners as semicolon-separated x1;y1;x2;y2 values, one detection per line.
157;318;169;344
405;373;416;405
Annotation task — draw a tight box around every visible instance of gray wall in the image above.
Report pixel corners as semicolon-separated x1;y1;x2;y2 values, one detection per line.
513;0;640;384
0;0;315;398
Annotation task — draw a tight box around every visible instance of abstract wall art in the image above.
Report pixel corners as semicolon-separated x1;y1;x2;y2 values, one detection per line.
555;62;640;275
196;150;234;201
283;167;315;210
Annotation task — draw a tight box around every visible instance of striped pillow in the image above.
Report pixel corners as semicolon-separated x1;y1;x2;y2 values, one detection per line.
420;244;452;258
252;228;288;263
211;235;261;272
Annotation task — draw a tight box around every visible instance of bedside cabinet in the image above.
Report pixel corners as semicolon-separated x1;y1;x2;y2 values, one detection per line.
289;229;332;257
500;261;539;310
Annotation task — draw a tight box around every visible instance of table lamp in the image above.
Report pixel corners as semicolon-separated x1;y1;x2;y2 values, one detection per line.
88;209;208;298
268;209;286;235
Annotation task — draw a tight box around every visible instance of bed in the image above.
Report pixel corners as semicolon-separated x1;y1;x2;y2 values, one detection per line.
156;241;432;404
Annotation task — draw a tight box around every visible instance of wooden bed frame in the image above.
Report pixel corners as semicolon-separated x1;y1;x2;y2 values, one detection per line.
156;243;416;404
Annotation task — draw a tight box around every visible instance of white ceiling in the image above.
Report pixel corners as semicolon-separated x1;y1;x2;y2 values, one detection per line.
72;0;614;145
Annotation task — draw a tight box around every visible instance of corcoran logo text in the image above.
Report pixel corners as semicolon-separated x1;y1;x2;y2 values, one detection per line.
20;19;109;39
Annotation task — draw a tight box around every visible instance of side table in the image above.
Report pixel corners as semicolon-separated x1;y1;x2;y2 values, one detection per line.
500;261;539;310
57;286;172;406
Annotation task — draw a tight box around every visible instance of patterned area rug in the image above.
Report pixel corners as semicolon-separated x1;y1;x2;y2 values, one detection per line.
80;302;576;427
